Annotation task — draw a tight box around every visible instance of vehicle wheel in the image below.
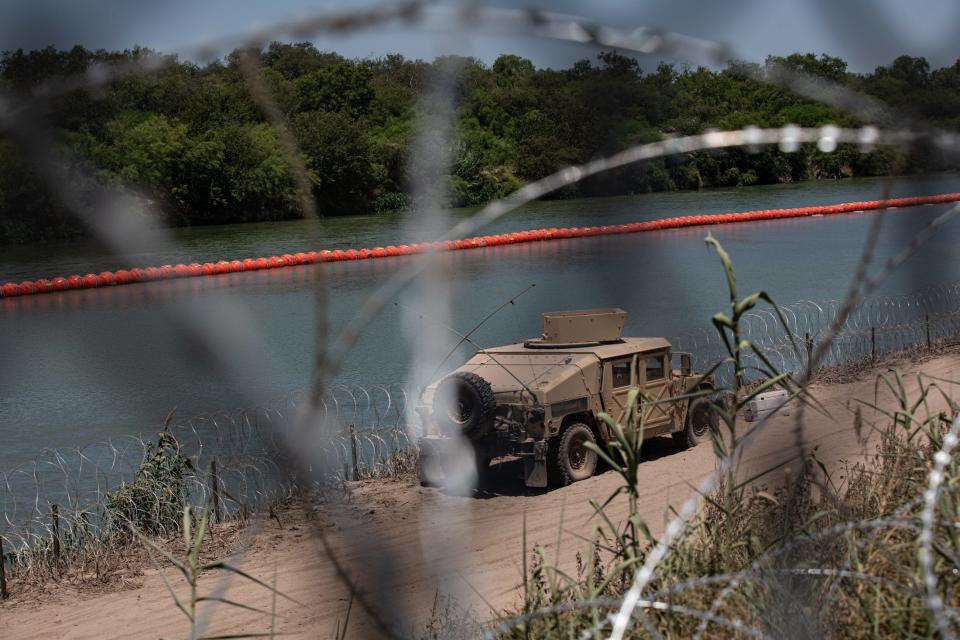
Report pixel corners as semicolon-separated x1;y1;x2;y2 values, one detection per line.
548;423;598;486
434;372;496;440
673;396;717;450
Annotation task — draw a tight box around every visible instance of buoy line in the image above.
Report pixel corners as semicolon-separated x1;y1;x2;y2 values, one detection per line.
2;192;959;298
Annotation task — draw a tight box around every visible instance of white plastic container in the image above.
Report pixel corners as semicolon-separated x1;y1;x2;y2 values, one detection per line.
743;389;791;422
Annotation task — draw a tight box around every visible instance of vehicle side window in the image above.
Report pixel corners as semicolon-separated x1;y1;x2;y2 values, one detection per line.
645;354;665;381
611;360;632;388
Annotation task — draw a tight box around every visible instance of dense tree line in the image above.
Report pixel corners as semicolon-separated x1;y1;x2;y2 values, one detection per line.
1;44;959;243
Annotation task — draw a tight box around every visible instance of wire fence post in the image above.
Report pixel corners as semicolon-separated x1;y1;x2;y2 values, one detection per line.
51;504;60;562
926;314;932;349
211;458;221;524
871;326;876;362
804;332;813;368
0;536;9;600
349;425;359;481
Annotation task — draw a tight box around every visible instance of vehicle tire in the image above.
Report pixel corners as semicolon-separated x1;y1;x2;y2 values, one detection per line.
434;372;497;440
548;423;598;486
673;396;717;450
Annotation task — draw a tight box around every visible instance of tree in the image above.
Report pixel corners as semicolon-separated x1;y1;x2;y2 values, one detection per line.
294;62;375;117
492;54;534;88
261;42;341;80
2;44;959;243
766;53;848;82
294;110;378;214
886;55;930;86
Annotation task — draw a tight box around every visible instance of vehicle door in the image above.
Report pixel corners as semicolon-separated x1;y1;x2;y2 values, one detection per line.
639;350;673;432
601;357;636;426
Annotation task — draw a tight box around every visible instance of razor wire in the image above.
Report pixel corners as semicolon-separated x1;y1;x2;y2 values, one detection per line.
5;279;960;561
0;383;414;569
672;279;960;388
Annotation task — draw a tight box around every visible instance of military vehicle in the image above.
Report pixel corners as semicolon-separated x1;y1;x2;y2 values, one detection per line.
417;308;718;488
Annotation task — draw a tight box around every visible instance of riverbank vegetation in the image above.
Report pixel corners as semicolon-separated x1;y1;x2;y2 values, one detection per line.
1;45;959;242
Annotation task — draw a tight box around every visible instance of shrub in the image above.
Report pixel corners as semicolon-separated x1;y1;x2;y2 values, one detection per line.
106;430;195;536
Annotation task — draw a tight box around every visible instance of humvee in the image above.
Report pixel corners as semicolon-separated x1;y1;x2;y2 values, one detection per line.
417;308;718;488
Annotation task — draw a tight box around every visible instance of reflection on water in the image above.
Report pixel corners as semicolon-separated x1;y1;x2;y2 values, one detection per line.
2;174;960;467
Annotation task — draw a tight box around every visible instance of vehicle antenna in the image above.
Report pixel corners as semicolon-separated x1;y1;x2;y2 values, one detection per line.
396;296;542;406
423;282;536;385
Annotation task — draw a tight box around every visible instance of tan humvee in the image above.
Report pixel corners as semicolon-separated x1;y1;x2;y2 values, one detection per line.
417;308;717;488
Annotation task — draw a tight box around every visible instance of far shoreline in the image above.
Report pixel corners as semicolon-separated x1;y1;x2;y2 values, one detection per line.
3;171;958;254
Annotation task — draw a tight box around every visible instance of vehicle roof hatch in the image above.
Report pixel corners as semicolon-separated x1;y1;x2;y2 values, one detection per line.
524;308;627;349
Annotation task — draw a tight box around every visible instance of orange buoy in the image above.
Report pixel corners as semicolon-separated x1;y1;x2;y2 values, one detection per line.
1;282;21;296
82;273;101;288
4;192;959;298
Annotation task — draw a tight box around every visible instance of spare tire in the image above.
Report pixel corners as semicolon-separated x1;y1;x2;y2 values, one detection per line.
434;371;496;440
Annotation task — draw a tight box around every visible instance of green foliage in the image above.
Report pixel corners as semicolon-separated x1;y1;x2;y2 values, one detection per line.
106;430;195;536
374;191;409;213
218;122;300;220
767;52;849;82
294;61;375;116
0;138;84;243
294;109;378;214
2;44;959;241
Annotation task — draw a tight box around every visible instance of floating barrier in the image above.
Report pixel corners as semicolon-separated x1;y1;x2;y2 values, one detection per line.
3;192;960;298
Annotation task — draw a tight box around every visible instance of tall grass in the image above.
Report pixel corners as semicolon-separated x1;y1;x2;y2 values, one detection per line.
133;505;295;640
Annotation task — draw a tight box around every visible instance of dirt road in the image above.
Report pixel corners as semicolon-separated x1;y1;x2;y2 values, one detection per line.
5;353;959;639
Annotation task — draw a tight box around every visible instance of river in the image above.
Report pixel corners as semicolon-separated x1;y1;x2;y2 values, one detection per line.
2;174;960;470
